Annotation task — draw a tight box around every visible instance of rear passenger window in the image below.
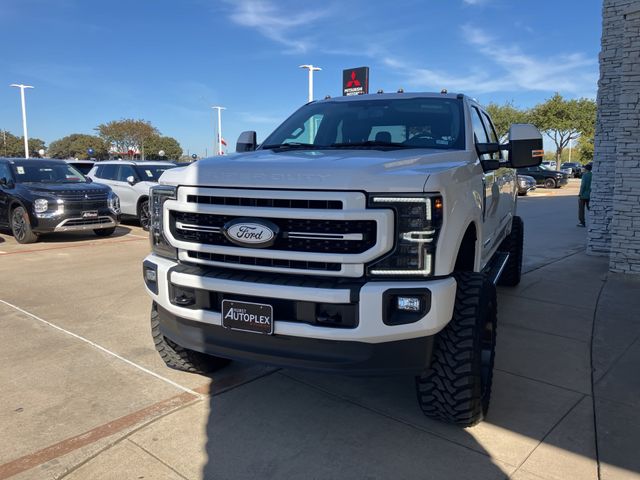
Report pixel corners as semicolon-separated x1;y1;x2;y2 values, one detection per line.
98;164;118;179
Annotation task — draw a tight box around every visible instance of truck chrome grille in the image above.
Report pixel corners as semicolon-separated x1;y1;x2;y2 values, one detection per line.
171;212;376;254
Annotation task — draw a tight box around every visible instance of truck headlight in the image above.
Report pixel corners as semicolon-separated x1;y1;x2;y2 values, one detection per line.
34;198;49;213
149;185;177;259
366;194;443;277
107;191;120;214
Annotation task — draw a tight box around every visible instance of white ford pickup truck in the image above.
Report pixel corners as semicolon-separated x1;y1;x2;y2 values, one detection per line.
143;92;543;426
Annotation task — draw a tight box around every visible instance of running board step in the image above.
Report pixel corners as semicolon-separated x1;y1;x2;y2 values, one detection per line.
483;252;510;285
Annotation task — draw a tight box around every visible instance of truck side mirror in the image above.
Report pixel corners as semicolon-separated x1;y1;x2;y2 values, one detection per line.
236;131;257;152
507;124;544;168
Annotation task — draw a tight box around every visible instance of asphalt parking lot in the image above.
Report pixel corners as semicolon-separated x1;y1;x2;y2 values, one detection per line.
2;180;639;480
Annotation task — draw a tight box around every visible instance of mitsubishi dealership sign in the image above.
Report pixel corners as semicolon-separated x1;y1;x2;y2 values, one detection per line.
342;67;369;96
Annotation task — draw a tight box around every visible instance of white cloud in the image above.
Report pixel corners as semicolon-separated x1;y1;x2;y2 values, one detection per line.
462;0;489;5
226;0;331;54
385;25;597;97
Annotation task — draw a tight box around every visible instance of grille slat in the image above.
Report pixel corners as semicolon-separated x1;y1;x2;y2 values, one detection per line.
187;251;341;272
187;195;342;210
55;190;108;202
171;212;376;254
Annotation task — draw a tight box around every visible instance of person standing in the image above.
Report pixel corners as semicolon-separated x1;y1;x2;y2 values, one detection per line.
578;163;592;227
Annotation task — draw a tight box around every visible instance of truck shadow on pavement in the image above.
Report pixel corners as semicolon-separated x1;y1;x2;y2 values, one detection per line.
201;368;511;480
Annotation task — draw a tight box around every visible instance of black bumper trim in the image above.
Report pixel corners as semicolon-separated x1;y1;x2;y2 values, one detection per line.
155;304;434;375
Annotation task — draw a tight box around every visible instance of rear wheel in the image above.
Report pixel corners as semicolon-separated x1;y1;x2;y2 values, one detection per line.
138;199;150;231
497;216;524;287
94;227;116;237
415;272;497;427
544;178;556;189
151;304;230;374
11;206;38;244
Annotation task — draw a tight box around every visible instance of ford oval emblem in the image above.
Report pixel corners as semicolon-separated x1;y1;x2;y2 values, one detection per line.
223;218;279;248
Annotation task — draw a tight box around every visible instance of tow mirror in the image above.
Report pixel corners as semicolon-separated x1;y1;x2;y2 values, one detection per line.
126;175;137;185
236;131;257;152
507;124;543;168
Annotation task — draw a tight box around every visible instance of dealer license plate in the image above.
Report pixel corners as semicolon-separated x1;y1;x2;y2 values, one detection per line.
82;210;98;218
221;300;273;335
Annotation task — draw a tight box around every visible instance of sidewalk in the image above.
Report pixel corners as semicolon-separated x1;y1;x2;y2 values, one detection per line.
28;252;638;480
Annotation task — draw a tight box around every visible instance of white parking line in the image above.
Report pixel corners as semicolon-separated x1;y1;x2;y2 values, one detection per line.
0;299;201;398
127;233;149;239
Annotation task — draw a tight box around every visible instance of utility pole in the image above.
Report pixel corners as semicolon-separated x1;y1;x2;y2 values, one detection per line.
211;106;225;155
299;65;321;103
10;84;34;158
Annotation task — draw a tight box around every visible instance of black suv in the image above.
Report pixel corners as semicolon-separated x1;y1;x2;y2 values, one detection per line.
0;158;121;243
517;165;569;189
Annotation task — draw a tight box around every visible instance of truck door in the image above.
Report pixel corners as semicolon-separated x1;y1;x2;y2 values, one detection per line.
480;110;515;236
470;106;499;264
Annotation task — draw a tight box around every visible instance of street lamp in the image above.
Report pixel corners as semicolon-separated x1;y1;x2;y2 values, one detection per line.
10;84;34;158
299;65;321;103
211;106;225;155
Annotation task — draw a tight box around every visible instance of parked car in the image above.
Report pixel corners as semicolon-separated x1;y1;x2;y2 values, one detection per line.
561;162;583;178
541;161;556;169
87;160;178;230
517;165;569;189
0;158;120;244
64;159;95;175
517;174;536;196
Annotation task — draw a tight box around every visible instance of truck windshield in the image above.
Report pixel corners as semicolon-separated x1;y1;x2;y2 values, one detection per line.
134;165;175;181
12;162;86;183
262;97;465;151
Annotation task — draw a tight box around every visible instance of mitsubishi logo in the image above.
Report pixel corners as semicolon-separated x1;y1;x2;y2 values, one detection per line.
346;71;361;88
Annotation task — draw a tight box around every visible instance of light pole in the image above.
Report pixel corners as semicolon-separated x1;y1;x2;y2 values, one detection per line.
10;84;34;158
211;106;225;155
299;65;321;103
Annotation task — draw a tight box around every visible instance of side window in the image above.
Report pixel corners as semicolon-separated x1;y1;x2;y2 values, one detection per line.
116;165;136;182
480;111;501;160
98;164;118;179
0;162;12;181
471;107;491;161
471;107;489;144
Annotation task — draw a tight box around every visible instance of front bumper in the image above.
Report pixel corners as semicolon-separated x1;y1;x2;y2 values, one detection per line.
144;254;457;373
32;209;120;233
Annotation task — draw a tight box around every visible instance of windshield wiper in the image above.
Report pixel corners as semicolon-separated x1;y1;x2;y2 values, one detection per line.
262;142;319;150
330;141;410;149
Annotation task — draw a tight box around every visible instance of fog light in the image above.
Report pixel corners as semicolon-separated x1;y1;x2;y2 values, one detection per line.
143;261;158;294
397;296;422;312
145;269;157;282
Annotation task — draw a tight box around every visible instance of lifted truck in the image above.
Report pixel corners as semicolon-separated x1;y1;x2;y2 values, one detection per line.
143;92;542;426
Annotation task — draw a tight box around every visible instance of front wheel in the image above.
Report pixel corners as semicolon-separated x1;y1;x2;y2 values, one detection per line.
544;178;557;189
94;227;116;237
11;206;38;244
151;304;230;374
416;272;497;427
138;199;150;231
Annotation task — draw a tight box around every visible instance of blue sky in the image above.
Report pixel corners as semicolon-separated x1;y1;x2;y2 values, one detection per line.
0;0;602;156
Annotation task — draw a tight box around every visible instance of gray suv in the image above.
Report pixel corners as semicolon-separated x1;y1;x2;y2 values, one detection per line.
88;160;177;230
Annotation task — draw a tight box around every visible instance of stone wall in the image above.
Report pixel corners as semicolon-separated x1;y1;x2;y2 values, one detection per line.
588;0;640;274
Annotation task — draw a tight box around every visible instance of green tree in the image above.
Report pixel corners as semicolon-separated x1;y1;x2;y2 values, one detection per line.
48;134;109;160
485;102;529;140
529;93;597;169
143;135;183;160
0;130;45;157
95;119;159;158
576;134;594;164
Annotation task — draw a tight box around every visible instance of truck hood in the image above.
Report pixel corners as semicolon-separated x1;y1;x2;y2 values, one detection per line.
161;149;472;192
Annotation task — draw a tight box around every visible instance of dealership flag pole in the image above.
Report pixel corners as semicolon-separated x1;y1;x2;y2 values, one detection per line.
211;106;225;155
10;84;34;158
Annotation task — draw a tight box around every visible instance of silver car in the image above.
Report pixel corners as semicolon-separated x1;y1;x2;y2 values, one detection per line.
88;160;177;230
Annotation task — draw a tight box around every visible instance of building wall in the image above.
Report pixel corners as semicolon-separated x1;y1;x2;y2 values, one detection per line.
589;0;640;274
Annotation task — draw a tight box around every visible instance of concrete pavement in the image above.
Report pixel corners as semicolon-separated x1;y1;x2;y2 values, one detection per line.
1;186;638;479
